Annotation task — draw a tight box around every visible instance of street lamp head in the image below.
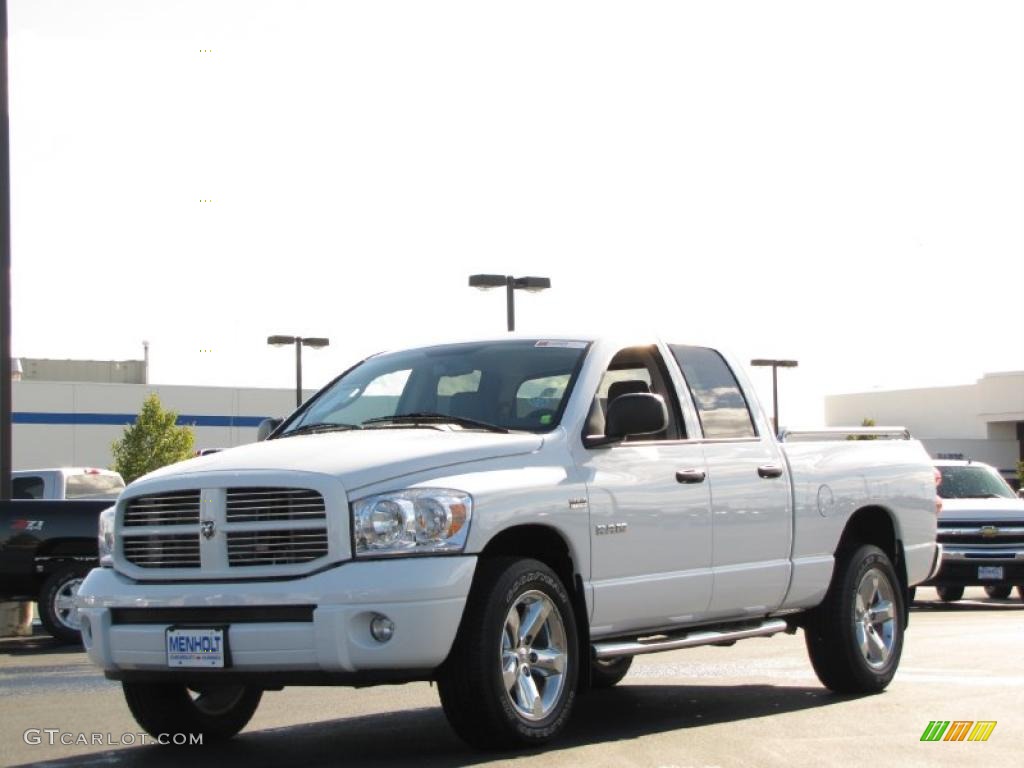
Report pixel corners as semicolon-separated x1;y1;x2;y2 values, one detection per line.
513;276;552;293
469;274;508;291
751;359;799;368
267;335;297;346
301;337;330;349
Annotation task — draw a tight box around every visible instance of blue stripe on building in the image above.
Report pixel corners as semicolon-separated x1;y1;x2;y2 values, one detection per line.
13;412;268;428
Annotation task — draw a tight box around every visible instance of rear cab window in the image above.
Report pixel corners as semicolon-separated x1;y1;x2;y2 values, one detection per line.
13;476;45;499
669;345;757;439
65;473;126;499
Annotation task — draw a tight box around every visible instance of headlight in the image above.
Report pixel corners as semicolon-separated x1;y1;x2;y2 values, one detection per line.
98;506;116;567
351;489;472;557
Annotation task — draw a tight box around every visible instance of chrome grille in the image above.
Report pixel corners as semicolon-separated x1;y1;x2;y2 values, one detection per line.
123;534;201;568
227;529;329;567
124;491;201;527
937;521;1024;547
225;488;326;523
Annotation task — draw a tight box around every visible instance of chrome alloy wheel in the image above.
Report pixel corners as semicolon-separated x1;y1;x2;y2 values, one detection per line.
854;567;896;669
500;590;568;721
54;577;84;631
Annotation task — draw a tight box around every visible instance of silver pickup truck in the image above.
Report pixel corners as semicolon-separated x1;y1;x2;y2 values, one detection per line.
79;336;940;749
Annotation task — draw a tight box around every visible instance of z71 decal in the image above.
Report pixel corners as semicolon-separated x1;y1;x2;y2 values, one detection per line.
11;520;45;532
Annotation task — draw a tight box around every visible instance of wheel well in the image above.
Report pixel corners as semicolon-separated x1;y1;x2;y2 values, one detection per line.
478;525;592;689
838;506;896;558
838;505;910;618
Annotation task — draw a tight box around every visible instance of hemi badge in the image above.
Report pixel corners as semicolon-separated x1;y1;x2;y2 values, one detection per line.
568;498;588;510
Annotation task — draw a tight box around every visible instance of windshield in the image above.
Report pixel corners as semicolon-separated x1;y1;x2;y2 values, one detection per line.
281;340;589;435
937;465;1016;500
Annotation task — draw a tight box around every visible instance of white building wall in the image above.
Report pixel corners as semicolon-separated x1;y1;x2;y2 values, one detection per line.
825;384;983;438
826;371;1024;480
11;381;311;471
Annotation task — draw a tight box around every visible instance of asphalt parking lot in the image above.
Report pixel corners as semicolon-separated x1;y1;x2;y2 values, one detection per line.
1;586;1020;768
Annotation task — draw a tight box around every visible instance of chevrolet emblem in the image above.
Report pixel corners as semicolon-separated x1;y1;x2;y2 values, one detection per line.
980;525;999;538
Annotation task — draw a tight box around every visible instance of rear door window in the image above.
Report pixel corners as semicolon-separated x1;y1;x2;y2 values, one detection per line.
670;345;756;439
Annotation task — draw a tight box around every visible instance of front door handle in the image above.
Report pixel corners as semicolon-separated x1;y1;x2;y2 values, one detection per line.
676;469;706;484
758;464;783;479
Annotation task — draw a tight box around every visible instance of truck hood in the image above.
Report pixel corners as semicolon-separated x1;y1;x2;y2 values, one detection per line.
137;429;544;492
938;497;1024;522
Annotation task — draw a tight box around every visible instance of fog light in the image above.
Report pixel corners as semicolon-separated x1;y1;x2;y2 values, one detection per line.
370;614;395;643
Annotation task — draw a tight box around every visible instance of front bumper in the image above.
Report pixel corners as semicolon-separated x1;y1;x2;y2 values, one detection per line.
922;547;1024;587
77;557;476;681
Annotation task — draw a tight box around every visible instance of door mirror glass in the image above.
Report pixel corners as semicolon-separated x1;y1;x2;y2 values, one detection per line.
605;393;668;439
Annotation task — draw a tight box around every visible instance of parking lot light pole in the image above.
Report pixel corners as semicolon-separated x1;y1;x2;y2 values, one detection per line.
268;335;330;408
750;358;798;435
468;274;551;332
1;0;12;499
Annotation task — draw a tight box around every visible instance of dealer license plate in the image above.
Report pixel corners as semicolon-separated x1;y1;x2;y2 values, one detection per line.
166;627;226;668
977;566;1004;581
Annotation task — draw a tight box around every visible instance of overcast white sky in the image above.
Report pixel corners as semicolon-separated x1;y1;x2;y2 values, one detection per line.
7;0;1023;425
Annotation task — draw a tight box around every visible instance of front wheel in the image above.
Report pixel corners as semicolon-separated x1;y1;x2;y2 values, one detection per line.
437;557;579;750
38;564;89;644
936;585;964;602
123;683;262;743
983;585;1012;599
804;544;904;694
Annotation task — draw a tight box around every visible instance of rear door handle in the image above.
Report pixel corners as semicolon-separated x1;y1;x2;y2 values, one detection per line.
676;469;706;484
758;464;783;479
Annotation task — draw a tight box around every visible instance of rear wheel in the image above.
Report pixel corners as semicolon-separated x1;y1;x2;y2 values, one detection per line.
122;682;262;743
38;564;89;644
437;557;579;750
936;585;964;602
804;544;904;694
590;656;633;689
983;585;1012;599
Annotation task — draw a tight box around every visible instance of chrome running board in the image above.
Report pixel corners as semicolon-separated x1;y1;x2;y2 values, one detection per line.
592;618;789;660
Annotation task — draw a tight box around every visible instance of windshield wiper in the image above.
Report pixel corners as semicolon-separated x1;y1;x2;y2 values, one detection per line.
280;422;363;438
363;412;509;434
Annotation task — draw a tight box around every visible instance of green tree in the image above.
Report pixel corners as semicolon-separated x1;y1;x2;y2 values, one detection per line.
111;394;195;483
848;417;878;441
1018;460;1024;486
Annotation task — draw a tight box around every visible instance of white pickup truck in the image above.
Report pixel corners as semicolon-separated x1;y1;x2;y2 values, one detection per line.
79;336;940;749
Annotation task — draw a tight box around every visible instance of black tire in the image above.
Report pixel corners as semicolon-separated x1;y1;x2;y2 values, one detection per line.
590;656;633;689
907;587;916;605
1018;585;1024;601
437;557;579;750
936;585;964;602
804;544;904;694
38;564;89;644
983;585;1012;599
123;682;262;743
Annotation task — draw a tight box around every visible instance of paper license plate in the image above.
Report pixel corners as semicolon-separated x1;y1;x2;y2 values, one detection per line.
166;627;226;668
977;566;1004;580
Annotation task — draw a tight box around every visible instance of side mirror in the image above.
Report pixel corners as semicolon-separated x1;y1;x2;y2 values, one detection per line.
257;417;283;442
584;393;668;447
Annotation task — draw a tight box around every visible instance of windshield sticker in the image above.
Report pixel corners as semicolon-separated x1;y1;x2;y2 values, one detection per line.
535;340;588;349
